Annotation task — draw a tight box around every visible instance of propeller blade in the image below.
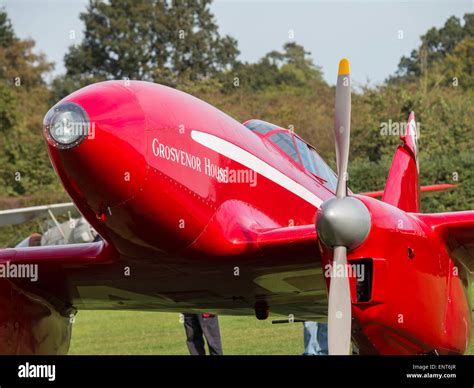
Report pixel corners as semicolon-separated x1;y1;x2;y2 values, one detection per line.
334;58;351;198
328;245;352;355
316;58;358;355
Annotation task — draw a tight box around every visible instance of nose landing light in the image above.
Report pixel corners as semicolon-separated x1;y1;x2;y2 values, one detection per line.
43;102;90;150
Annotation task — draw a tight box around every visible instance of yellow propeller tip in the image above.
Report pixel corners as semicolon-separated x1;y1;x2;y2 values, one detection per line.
338;58;350;75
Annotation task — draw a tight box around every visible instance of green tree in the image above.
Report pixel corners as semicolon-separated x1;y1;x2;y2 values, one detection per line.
64;0;168;81
445;37;474;90
0;9;14;48
393;14;473;81
165;0;239;80
55;0;239;97
220;42;324;93
0;9;57;196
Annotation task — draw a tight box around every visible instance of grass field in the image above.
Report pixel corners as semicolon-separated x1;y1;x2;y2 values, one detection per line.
69;311;304;355
69;310;474;355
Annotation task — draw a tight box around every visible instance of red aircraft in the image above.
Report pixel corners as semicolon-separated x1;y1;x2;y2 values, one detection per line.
0;59;472;355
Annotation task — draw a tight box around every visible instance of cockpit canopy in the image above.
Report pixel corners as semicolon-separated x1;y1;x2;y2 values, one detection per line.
243;119;338;191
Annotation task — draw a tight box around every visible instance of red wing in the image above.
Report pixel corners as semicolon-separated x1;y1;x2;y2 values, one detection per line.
0;225;319;262
256;224;318;250
361;184;457;199
0;241;115;264
0;241;118;355
418;211;474;270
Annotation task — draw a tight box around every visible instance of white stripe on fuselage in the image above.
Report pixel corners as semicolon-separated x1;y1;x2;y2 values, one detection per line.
190;130;323;208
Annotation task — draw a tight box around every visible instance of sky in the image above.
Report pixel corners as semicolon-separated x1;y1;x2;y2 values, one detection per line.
2;0;473;85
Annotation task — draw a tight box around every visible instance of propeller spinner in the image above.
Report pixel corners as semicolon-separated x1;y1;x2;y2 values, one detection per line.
316;59;371;355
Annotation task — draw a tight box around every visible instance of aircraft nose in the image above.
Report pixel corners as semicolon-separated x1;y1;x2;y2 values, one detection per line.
44;81;148;215
316;196;371;250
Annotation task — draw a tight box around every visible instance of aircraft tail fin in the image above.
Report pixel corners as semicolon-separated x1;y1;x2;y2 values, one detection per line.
382;112;420;212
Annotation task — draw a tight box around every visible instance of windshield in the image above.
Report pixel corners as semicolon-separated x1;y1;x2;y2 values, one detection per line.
244;119;280;135
268;131;301;165
295;136;338;190
244;120;337;189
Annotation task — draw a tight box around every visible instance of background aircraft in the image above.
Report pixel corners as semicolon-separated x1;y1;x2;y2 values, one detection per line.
0;59;472;355
0;203;97;247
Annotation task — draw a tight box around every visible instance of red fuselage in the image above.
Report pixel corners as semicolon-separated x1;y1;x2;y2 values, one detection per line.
42;81;470;355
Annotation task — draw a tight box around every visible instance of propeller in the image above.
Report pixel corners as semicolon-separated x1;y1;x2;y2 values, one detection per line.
316;59;371;355
334;58;351;199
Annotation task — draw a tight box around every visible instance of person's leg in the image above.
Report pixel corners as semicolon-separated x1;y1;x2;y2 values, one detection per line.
315;323;328;355
303;321;319;355
183;314;206;355
199;314;223;355
303;321;328;355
